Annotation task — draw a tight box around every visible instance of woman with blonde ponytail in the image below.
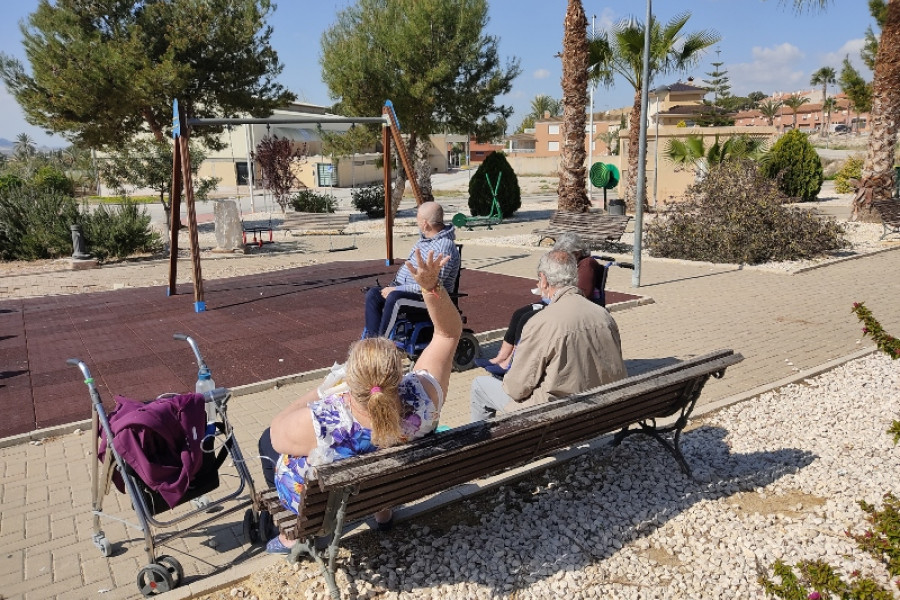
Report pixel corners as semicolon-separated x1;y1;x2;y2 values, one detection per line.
260;248;463;553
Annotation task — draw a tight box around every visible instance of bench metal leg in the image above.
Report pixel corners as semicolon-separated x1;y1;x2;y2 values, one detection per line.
612;421;692;478
286;487;354;600
610;375;712;478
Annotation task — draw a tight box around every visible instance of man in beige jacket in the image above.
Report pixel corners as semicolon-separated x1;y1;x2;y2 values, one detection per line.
470;249;627;421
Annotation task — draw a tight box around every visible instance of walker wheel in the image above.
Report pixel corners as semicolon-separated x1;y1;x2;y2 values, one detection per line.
191;495;210;511
451;213;468;228
452;331;479;372
259;509;276;541
136;563;174;596
156;555;184;587
242;508;260;545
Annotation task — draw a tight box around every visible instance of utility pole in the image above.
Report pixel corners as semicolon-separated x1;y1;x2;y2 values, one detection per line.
588;14;596;204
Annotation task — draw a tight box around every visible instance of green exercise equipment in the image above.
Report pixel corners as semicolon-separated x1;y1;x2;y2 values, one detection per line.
590;162;621;212
452;172;504;230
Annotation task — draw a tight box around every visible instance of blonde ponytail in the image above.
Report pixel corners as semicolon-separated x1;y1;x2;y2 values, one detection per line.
345;338;404;447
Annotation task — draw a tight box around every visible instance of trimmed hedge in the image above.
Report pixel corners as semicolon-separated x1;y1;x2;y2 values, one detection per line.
762;130;824;202
468;151;521;217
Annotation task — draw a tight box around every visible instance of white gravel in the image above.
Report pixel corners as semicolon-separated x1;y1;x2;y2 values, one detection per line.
214;351;900;600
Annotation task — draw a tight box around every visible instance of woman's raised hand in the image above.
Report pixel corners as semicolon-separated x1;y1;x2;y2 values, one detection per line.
406;248;449;292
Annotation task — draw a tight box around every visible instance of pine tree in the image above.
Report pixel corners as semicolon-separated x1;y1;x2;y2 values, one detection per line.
0;0;294;150
321;0;520;206
703;50;732;108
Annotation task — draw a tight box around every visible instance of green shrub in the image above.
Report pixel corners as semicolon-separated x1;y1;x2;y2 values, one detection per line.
351;183;385;219
31;166;75;196
762;130;824;202
0;187;81;261
289;189;337;213
81;199;161;262
0;174;24;195
646;160;847;264
834;156;864;194
468;151;521;217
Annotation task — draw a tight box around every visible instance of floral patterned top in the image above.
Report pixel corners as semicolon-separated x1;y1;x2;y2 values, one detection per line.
274;370;442;514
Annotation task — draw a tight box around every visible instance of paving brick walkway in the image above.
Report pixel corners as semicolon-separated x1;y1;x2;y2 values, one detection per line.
1;232;897;600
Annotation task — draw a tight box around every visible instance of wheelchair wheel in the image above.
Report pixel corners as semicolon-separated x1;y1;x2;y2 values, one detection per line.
452;331;479;372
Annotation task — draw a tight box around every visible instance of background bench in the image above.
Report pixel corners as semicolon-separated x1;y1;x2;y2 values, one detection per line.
256;348;743;598
241;218;273;248
279;212;351;236
871;199;900;240
534;211;632;249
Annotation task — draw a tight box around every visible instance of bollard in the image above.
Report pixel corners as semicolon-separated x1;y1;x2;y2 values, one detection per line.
70;224;91;259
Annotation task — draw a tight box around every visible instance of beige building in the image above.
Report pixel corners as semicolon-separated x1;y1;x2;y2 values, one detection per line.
198;102;449;192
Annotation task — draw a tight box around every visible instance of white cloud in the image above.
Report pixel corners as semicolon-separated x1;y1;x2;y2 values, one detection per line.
729;43;806;95
533;69;551;80
820;38;873;79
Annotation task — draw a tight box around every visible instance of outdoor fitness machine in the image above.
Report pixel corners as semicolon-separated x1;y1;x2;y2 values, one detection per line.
590;162;623;215
451;172;503;230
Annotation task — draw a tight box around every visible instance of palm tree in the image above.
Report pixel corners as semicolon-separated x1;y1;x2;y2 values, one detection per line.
530;95;562;120
810;66;836;135
782;94;810;130
558;0;591;212
13;133;36;158
665;133;768;177
792;0;899;216
758;99;783;127
822;97;837;134
594;12;719;210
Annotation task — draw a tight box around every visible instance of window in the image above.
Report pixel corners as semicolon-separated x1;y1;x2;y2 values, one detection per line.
548;141;560;152
548;124;560;135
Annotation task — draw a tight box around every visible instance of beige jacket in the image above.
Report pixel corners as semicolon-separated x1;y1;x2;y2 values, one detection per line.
502;285;627;407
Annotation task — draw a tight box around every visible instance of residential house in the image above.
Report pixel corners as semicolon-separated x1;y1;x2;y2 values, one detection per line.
733;92;869;133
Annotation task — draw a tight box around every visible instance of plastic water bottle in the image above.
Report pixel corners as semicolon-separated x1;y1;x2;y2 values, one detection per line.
195;367;216;435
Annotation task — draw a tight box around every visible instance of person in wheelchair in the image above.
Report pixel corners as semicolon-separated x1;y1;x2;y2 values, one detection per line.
363;202;460;338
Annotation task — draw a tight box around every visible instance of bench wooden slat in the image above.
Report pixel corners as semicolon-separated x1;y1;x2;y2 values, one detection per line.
533;211;632;248
279;212;350;235
315;351;739;489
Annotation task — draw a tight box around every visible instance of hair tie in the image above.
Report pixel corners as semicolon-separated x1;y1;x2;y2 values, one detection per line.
370;386;382;394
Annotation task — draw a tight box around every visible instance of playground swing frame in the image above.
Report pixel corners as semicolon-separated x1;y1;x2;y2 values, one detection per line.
167;99;423;312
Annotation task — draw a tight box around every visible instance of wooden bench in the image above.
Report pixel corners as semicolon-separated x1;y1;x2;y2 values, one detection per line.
533;211;632;249
255;349;743;598
279;212;351;236
871;199;900;240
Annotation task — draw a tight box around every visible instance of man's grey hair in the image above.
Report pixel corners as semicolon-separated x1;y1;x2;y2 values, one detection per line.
552;232;588;258
538;250;577;288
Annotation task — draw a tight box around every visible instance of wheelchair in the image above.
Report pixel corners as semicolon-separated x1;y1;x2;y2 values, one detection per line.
365;244;480;372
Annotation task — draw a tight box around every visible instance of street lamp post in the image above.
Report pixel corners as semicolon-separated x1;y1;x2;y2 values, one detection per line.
587;14;596;204
632;0;652;289
652;85;670;210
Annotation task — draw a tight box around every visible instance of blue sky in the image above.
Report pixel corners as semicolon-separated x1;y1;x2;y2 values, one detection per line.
0;0;876;147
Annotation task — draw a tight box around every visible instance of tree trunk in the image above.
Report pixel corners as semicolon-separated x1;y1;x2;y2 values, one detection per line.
414;138;435;204
557;0;591;213
853;0;900;220
623;90;647;212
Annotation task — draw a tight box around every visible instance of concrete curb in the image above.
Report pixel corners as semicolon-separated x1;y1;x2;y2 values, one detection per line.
168;344;880;599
